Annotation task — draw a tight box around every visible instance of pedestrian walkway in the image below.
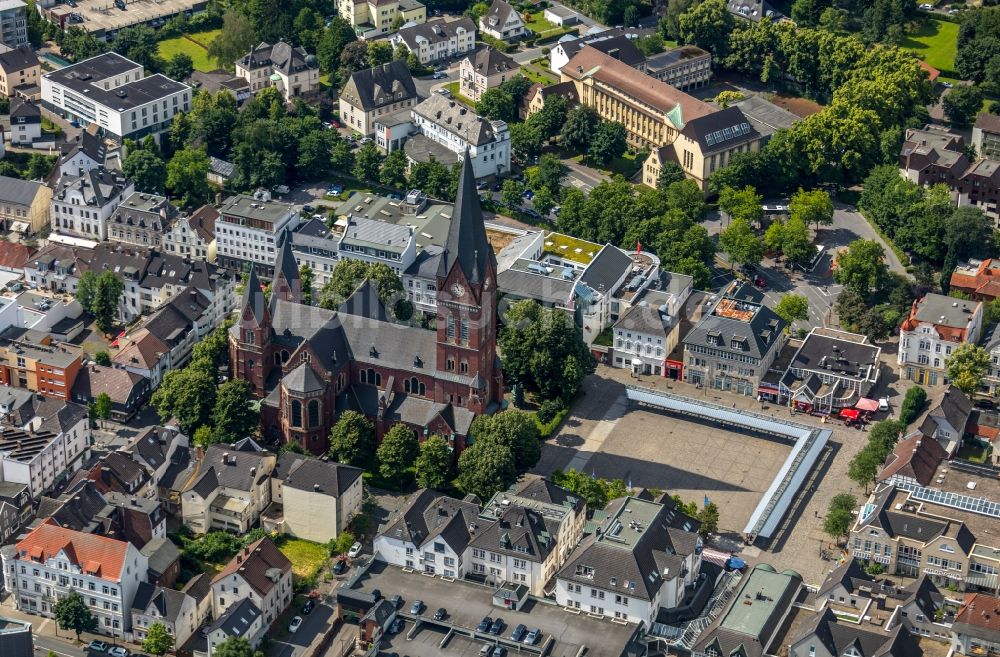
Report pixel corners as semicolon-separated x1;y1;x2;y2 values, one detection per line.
563;391;628;474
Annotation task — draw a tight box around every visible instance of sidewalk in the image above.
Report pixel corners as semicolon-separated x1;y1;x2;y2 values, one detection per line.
0;593;144;653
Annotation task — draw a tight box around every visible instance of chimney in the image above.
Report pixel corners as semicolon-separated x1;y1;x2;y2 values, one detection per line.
313;483;320;491
222;452;229;464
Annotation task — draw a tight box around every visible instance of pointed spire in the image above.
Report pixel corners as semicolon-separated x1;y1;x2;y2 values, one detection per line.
242;266;267;325
271;228;302;309
438;150;492;284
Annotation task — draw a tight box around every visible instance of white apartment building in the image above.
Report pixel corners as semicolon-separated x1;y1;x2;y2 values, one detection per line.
164;205;217;263
2;522;147;636
391;18;476;65
467;504;562;596
216;195;299;277
50;168;133;241
611;273;693;375
478;0;524;41
41;52;190;144
265;453;364;544
181;444;276;535
290;218;339;290
408;92;510;179
210;538;292;627
235;41;320;103
131;583;200;648
339;215;416;277
0;412;89;498
898;293;984;386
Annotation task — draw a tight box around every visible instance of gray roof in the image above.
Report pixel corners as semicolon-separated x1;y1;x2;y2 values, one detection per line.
239;40;317;75
10;98;39;120
614;290;678;336
0;45;38;74
912;293;980;328
139;537;181;577
790;329;880;380
278;456;363;497
436;150;494;285
342;61;417;113
188;444;271;495
481;0;517;29
727;0;782;21
731;95;799;139
795;608;922;657
0;176;45;206
56;167;130;209
130;425;181;471
470;504;556;564
340;215;412;251
396;18;476;51
413;93;503;147
466;46;517;76
220;194;294;224
380;489;482;553
919;386;972;435
242;267;268;326
338;279;389;322
282;362;326;394
579;244;633;294
497;267;575;306
683;285;786;359
682;106;760;156
209;156;237;178
131;581;189;622
210;598;262;638
43;52;188;111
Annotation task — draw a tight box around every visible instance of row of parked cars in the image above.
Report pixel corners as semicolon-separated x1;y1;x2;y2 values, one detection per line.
87;641;140;657
477;616;542;645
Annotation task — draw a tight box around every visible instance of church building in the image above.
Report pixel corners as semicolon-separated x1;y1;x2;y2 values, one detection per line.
228;152;504;454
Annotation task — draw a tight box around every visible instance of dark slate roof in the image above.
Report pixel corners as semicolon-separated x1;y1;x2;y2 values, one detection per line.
131;581;188;622
816;558;876;600
481;0;517;30
0;46;39;74
578;35;644;68
379;489;482;553
240;40;317;75
0;176;46;206
10;98;40;120
900;575;944;618
271;228;300;310
213;537;291;597
140;537;181;576
282;362;326;394
510;476;584;511
210;598;262;639
470;504;555;563
796;608;922;657
190;445;271;493
274;454;362;497
466;46;517;76
683;285;786;359
681;106;760;156
242;266;268;326
579;244;633;294
396;18;477;51
342;61;417;112
338;279;389;322
496;268;575;305
131;425;180;471
436;150;494;285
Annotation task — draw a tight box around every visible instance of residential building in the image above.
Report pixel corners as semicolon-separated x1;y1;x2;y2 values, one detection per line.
181;442;276;535
391;18;476;66
951;258;1000;301
611;272;693;375
542;5;577;26
788;608;923;657
555;495;703;625
71;365;150;422
207;158;237;187
0;327;83;400
460;46;519;102
0;0;27;48
187;70;250;104
522;80;577;119
644;105;763;191
216;194;299;276
467;503;559;596
407;92;510;178
898;293;983;386
50;167;134;241
952;593;1000;656
337;0;426;39
0;401;89;498
727;0;783;21
0;481;30;543
204;599;264;657
643;45;711;90
776;328;882;413
973;112;1000;159
124;424;189;506
210;537;292;626
164;203;217;262
879;431;950;489
112;329;170;390
232;153;503;453
8;97;39;145
339;215;416;276
561;45;716;151
0;176;51;234
0;616;32;657
548;28;642;74
137;540;181;592
339;61;418;137
2;520;148;635
58;129;111;178
911;386;973;456
900;125;1000;224
374;488;481;577
0;45;39;99
73;450;152;499
983;324;1000;396
41;52;191;143
691;564;801;657
478;0;524;41
130;582;200;648
262;452;363;544
235;41;319;103
682;282;787;395
289;217;340;290
107;192;179;249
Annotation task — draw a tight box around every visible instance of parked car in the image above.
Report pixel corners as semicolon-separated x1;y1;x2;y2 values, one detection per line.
522;189;534;200
331;119;341;128
302;599;315;614
489;617;505;635
389;594;403;609
510;624;527;642
492;182;502;191
524;628;542;645
302;204;315;214
433;71;447;79
389;617;404;634
288;616;303;633
273;185;290;194
919;3;932;9
410;600;424;615
371;588;382;601
878;398;890;412
109;648;129;657
754;276;766;289
88;642;109;653
348;542;363;558
492;647;508;657
433;607;447;620
333;558;347;574
477;616;493;632
479;645;492;656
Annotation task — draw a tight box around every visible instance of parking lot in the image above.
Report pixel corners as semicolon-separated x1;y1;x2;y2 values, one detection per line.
354;562;638;657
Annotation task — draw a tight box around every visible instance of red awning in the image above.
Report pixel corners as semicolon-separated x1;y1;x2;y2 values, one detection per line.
855;398;879;412
840;408;861;420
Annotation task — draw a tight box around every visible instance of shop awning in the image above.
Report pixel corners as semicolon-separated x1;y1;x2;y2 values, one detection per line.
855;398;879;412
839;408;861;420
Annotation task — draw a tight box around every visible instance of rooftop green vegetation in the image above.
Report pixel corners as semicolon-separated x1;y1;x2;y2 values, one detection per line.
542;231;601;265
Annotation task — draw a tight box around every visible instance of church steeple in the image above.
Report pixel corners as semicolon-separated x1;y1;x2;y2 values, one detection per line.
242;266;269;326
271;228;302;308
437;150;493;285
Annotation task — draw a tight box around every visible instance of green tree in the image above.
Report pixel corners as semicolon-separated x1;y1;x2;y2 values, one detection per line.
899;386;927;425
329;530;356;556
848;442;884;491
946;344;992;395
164;52;194;81
53;590;97;640
27;154;53;180
193;425;216;448
142;621;175;656
529;154;566;196
697;502;720;536
532;187;556;217
212;636;265;657
318;260;403;309
678;0;734;59
93;392;113;426
510;120;544;161
657;161;686;189
122;148;167;194
470;411;541;474
151;366;218;435
718;216;763;269
92;270;124;334
377;423;419;481
317;17;357;74
476;88;516;122
790;187;834;230
367;40;394;68
560;105;600;152
191;320;234;370
457;438;516;500
774;293;809;327
111;26;160;72
166;147;211;208
635;33;665;55
329;410;377;468
212;380;258;444
352;142;384;182
943;85;985;128
415;434;452;490
206;10;257;69
501;179;524;209
588;121;627;166
662;0;699;39
94;351;111;366
765;216;815;266
719;185;764;225
824;493;857;540
833;239;888;297
379;149;409;190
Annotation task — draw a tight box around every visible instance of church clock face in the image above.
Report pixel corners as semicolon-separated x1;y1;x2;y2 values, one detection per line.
450;283;465;297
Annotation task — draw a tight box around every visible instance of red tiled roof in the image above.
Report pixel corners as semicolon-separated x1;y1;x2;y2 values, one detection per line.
879;431;948;486
0;241;36;270
956;593;1000;632
16;519;130;581
112;329;168;370
918;60;940;82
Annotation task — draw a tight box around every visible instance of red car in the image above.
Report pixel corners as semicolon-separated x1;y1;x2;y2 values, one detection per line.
754;276;766;289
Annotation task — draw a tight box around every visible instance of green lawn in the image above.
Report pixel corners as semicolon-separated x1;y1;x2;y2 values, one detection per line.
901;18;959;79
521;63;557;86
157;28;223;72
524;12;574;39
278;538;329;582
443;81;476;107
